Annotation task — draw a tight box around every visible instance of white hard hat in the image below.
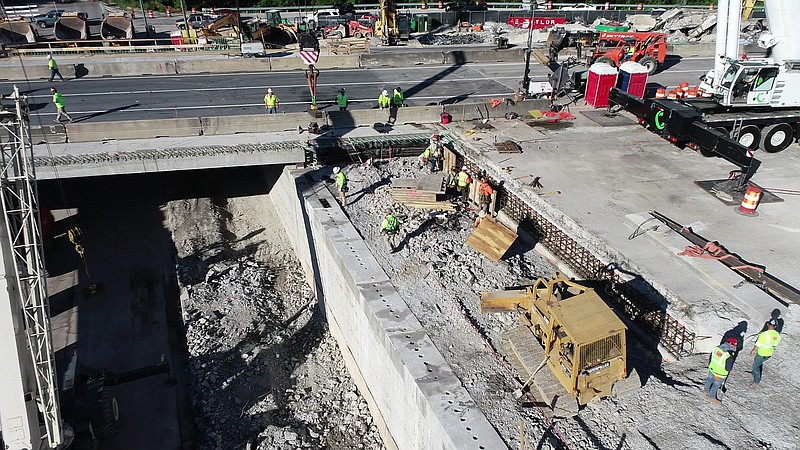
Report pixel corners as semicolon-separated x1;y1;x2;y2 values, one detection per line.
462;166;467;170
332;167;340;173
47;54;53;59
479;210;486;217
382;90;388;95
267;88;273;93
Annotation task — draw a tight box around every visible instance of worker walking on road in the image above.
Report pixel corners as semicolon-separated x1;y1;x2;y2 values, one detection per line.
477;177;494;213
51;88;73;123
378;89;391;110
264;88;280;114
750;318;781;386
704;338;737;403
333;166;348;206
392;87;404;108
456;166;472;203
47;54;64;82
336;88;349;111
381;208;400;253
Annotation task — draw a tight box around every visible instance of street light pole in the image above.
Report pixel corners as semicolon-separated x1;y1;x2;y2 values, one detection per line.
138;0;150;36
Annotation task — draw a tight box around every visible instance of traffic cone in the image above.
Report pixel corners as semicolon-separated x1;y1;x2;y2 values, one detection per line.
166;7;172;17
709;4;715;10
438;0;443;9
191;7;196;13
637;3;643;10
147;9;154;19
736;185;762;216
210;7;215;14
421;0;427;9
605;2;610;10
547;1;552;10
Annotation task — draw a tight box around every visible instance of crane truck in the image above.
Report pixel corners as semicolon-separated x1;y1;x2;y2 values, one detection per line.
610;0;800;154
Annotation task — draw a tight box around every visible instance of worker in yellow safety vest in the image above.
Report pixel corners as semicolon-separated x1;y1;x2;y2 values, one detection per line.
336;88;348;111
750;318;781;386
333;166;348;205
381;208;400;253
446;166;459;199
392;87;404;108
264;88;280;114
48;54;64;82
378;90;391;110
704;338;737;403
456;166;472;203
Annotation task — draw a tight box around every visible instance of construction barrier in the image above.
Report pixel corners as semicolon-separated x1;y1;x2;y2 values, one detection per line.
421;0;427;9
737;185;762;216
709;4;715;10
637;3;643;10
605;2;610;10
166;7;172;17
147;10;154;19
655;88;666;99
438;0;443;9
679;81;689;92
191;7;196;13
547;1;552;10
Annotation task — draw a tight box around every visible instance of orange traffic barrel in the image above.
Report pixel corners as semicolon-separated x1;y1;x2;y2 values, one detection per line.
667;90;677;100
655;88;666;98
737;185;762;216
679;81;689;91
685;88;697;98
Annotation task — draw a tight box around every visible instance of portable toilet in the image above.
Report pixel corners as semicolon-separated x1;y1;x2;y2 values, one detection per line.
585;63;618;108
617;61;649;99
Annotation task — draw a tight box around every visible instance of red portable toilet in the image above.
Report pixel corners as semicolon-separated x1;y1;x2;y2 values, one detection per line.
585;63;618;108
617;61;649;99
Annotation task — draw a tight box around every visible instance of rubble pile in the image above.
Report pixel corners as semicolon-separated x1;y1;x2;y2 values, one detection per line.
418;32;486;45
164;197;384;450
622;8;766;44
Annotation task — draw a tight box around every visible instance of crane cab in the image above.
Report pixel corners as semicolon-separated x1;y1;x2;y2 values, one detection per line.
717;60;800;108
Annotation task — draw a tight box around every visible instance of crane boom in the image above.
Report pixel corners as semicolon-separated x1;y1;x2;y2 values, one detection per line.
0;87;62;449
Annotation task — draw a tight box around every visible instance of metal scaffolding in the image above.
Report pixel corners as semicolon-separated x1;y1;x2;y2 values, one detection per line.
0;87;62;448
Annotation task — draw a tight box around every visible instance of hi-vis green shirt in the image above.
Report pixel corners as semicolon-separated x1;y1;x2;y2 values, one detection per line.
755;329;781;357
381;214;399;232
48;59;58;70
52;92;66;108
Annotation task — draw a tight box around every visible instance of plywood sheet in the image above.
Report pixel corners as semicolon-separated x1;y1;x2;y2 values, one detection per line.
466;217;517;261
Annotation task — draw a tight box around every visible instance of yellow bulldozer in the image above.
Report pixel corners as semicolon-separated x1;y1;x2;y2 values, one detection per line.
479;273;639;417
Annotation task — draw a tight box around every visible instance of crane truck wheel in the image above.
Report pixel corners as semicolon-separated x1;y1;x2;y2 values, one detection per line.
736;125;761;150
91;387;120;439
639;56;658;75
759;123;794;153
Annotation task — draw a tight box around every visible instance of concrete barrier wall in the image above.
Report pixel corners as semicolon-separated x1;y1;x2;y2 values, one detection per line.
175;58;269;74
30;124;67;145
65;117;201;143
271;168;509;450
201;112;319;135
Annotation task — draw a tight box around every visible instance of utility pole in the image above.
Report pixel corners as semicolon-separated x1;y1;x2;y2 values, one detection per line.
138;0;150;36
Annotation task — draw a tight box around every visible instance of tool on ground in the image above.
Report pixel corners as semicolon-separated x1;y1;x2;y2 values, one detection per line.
479;273;639;417
650;210;800;306
529;176;543;189
501;166;514;172
68;227;105;297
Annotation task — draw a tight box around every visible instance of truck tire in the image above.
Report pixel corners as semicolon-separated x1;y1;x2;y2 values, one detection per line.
596;56;615;68
639;56;658;75
91;387;120;439
759;123;794;153
736;125;760;150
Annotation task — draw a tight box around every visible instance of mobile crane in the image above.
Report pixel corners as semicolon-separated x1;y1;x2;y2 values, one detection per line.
610;0;800;154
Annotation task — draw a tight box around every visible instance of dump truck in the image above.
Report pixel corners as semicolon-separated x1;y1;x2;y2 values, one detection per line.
54;12;89;41
0;17;38;45
101;12;133;40
479;274;638;417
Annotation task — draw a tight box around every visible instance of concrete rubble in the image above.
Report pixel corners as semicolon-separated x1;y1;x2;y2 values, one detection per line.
163;197;385;450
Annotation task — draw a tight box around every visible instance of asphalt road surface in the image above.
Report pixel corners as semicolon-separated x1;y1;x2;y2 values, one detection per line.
2;56;712;123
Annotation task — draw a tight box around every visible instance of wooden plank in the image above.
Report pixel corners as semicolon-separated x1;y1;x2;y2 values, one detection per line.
466;217;517;261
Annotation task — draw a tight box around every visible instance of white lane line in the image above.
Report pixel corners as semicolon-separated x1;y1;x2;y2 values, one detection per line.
28;77;529;97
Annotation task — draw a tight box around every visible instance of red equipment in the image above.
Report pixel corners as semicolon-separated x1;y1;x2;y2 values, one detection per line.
589;31;667;75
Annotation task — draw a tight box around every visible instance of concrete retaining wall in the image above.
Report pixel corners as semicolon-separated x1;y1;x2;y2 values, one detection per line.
201;112;319;135
66;117;201;143
270;168;508;450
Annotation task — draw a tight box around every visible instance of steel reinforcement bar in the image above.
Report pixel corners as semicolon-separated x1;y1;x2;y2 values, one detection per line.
455;152;695;358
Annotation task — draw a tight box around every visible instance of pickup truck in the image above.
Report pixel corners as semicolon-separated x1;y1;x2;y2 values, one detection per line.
34;10;88;28
175;14;214;30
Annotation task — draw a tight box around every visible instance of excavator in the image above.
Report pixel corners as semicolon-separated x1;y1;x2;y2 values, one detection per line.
376;0;409;45
199;10;297;47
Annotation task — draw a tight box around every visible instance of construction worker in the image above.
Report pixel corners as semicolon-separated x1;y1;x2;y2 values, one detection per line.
381;208;400;253
264;88;279;114
336;88;348;111
47;54;64;82
622;44;635;62
446;166;459;199
50;88;73;123
333;166;348;206
392;87;404;108
477;177;494;213
378;89;391;110
429;141;442;173
704;338;737;403
750;318;781;386
417;146;430;170
456;166;472;203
